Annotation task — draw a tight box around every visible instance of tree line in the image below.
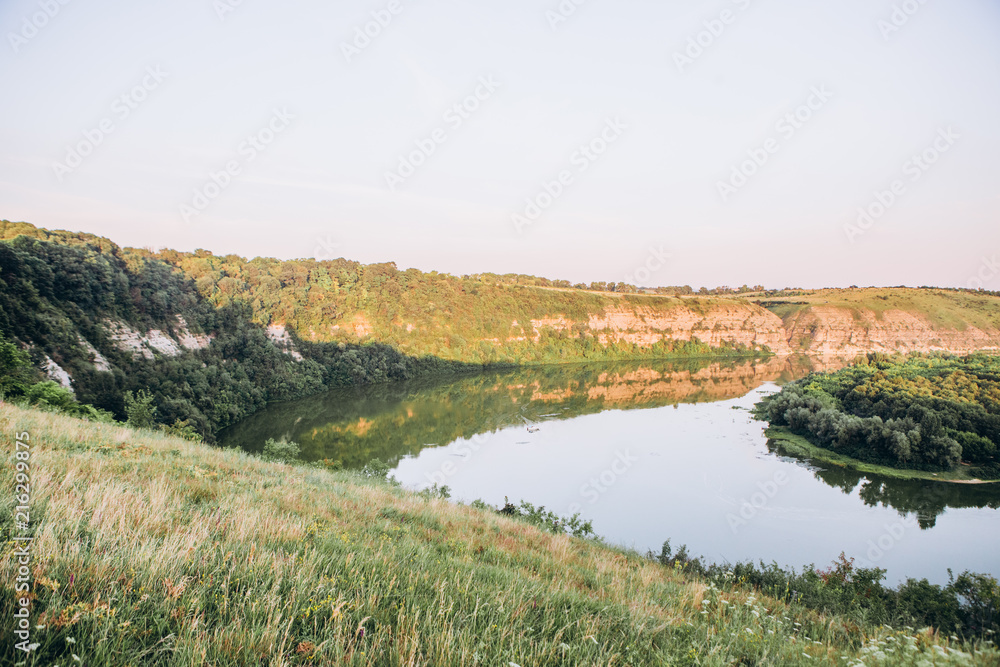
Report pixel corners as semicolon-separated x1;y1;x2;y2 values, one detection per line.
754;353;1000;478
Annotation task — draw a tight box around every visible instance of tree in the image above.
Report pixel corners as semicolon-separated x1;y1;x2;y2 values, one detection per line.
124;389;158;429
0;331;35;398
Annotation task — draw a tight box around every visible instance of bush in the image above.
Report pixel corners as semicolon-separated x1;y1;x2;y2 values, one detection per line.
124;389;158;429
24;381;77;411
648;541;1000;639
359;457;395;483
0;332;35;397
496;496;595;538
160;419;203;442
260;437;301;463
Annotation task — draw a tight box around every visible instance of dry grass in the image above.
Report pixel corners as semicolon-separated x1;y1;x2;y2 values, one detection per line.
2;403;996;665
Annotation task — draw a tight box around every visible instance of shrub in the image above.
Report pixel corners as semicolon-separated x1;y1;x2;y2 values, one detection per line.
260;437;301;463
124;389;158;429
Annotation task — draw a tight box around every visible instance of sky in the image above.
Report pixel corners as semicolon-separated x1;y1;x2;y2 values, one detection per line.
1;0;999;290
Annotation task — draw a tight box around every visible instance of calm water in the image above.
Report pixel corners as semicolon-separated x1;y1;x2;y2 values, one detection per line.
219;356;1000;584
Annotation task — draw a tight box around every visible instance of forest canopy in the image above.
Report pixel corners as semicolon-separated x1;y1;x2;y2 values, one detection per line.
754;354;1000;478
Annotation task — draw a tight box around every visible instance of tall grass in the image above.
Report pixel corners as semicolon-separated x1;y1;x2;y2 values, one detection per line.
2;403;996;665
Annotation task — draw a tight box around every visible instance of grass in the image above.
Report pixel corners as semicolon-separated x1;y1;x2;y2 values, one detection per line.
766;426;999;484
758;287;1000;332
2;403;998;665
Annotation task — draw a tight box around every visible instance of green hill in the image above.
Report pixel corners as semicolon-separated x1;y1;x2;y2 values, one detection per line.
3;219;1000;443
2;402;997;665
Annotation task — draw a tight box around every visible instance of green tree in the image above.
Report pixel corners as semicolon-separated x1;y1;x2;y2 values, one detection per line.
124;389;158;429
0;332;35;397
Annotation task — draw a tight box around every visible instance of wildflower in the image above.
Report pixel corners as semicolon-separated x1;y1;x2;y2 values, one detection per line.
66;637;76;644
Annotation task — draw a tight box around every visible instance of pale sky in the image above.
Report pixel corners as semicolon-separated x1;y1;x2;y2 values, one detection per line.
2;0;999;289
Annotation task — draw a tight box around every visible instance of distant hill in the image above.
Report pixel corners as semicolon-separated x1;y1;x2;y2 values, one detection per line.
1;219;999;437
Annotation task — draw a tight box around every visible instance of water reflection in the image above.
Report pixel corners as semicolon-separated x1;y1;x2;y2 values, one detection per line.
218;354;1000;530
218;354;1000;581
218;355;831;466
769;439;1000;528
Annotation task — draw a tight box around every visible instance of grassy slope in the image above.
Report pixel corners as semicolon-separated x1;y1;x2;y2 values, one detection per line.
765;427;999;484
759;288;1000;333
2;405;996;666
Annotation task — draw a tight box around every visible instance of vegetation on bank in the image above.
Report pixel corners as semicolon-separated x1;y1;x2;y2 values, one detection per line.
754;354;1000;480
766;427;995;484
2;403;999;665
0;228;486;441
0;221;772;442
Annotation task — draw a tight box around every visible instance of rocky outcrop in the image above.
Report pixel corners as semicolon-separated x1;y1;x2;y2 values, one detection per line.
509;299;1000;359
266;324;305;361
519;302;790;354
781;307;1000;357
42;356;74;394
78;335;111;372
104;316;216;360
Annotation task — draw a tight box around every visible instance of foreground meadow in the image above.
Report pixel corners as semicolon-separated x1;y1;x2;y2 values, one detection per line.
2;402;996;666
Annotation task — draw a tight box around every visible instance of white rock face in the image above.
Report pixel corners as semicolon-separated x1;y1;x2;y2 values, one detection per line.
43;356;75;395
146;329;182;356
105;321;155;359
78;336;111;372
175;316;212;351
102;316;214;360
266;324;305;361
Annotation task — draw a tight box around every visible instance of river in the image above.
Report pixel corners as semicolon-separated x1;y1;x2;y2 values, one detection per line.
218;356;1000;584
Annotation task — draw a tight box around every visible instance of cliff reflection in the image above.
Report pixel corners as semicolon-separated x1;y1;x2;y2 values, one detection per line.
218;355;833;465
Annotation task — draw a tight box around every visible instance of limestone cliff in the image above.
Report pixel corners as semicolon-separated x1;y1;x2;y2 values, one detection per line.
515;301;790;355
781;306;1000;356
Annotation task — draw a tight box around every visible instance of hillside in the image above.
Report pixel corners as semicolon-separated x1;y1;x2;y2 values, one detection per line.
2;220;1000;440
758;288;1000;356
3;402;997;665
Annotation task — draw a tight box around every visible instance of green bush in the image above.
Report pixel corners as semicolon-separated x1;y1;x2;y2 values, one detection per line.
25;381;77;410
260;437;301;463
0;332;35;397
124;389;158;429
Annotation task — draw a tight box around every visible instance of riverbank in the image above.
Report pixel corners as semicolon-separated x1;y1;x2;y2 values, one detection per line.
766;426;1000;484
4;402;997;665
